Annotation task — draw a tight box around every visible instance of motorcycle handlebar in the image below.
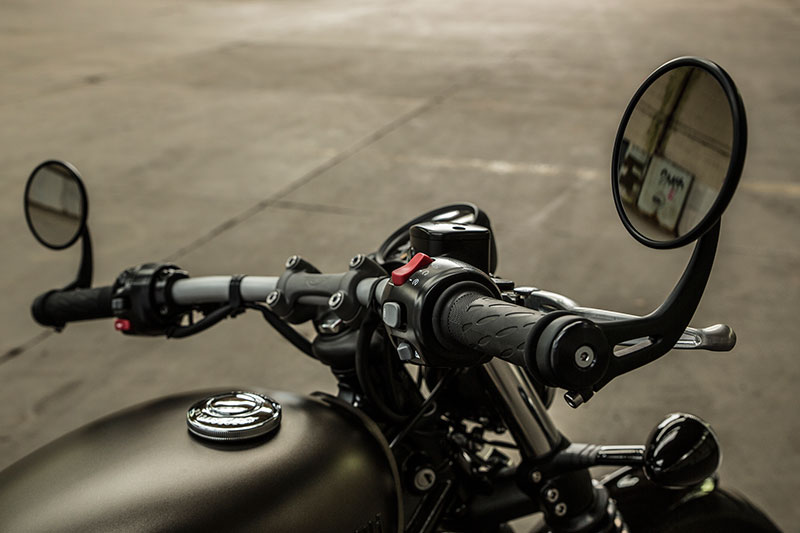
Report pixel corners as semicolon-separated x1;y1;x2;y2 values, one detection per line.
170;276;279;305
32;286;114;328
170;276;381;306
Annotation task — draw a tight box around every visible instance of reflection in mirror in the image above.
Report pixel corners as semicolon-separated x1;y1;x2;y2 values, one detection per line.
26;163;85;248
617;66;733;242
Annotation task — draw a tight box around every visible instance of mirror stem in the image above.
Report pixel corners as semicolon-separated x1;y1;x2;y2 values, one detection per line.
595;222;720;387
62;228;93;290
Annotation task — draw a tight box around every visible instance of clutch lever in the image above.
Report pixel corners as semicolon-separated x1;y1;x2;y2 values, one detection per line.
513;287;736;352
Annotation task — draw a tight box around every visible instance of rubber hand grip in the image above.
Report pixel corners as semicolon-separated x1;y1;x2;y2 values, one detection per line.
441;292;544;367
32;286;114;327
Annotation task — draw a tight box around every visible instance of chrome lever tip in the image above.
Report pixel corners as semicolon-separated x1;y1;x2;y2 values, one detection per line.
699;323;736;351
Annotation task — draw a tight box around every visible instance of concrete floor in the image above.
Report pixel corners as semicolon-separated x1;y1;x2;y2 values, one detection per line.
1;0;798;530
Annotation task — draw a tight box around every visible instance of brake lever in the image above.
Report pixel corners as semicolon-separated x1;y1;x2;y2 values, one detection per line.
513;287;736;352
575;308;736;351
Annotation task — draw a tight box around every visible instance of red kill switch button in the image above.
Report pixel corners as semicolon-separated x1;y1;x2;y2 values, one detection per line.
391;253;434;286
114;319;132;332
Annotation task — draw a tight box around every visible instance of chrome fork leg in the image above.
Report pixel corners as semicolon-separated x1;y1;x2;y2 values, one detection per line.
481;359;560;458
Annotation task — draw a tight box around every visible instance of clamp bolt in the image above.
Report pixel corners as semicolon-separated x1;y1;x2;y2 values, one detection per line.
266;290;281;307
329;291;344;310
531;471;542;483
554;502;567;517
545;488;559;503
349;254;364;268
285;255;300;269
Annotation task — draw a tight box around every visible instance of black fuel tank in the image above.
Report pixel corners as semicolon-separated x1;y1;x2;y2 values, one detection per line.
0;389;402;532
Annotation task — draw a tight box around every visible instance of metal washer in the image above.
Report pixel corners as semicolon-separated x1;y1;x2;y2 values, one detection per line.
187;391;281;442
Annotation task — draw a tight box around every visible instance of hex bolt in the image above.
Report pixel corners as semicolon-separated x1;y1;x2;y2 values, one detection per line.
413;467;436;492
554;502;567;517
574;345;595;368
531;471;542;483
545;488;559;503
349;254;364;268
266;290;281;307
285;255;300;269
329;291;344;310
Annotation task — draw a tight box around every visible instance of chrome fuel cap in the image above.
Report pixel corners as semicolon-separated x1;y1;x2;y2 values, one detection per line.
186;391;281;442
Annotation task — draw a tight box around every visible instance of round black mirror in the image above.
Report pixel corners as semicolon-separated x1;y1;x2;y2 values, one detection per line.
612;57;747;248
24;160;88;249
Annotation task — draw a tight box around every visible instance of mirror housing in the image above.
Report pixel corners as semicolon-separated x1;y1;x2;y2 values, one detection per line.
611;57;747;249
24;160;94;290
25;160;88;250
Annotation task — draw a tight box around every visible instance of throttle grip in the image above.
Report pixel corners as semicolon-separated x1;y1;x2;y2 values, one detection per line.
32;286;114;328
440;292;545;367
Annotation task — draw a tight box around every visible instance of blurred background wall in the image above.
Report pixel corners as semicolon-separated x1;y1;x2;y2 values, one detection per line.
1;0;798;529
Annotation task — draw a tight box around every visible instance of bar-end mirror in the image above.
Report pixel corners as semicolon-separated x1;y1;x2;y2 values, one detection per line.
612;57;746;249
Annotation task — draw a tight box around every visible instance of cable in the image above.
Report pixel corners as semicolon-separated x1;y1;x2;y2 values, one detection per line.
356;316;408;423
244;303;315;358
390;368;457;449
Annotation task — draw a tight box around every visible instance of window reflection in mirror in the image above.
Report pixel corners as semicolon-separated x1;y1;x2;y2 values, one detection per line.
26;164;84;247
617;66;733;241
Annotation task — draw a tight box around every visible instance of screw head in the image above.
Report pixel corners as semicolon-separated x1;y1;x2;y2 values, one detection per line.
575;345;595;368
554;502;567;516
545;488;559;502
531;471;542;483
328;291;344;309
266;290;281;307
285;255;300;269
349;254;364;268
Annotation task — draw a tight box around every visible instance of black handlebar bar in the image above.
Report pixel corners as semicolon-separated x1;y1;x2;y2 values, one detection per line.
32;286;114;328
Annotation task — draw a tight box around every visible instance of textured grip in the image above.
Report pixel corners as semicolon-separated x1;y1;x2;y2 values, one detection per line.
442;292;544;366
33;286;114;327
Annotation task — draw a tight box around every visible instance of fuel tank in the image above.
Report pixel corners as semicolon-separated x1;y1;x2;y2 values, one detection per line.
0;389;402;532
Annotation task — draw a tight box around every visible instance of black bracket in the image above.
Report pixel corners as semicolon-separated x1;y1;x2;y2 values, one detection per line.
594;222;720;390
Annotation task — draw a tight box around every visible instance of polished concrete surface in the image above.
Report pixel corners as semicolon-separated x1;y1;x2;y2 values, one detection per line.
1;0;798;530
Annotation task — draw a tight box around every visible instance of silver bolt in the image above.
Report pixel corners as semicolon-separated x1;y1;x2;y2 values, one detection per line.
413;467;436;491
545;488;559;503
349;254;364;268
266;290;280;307
285;255;300;269
328;291;344;309
531;471;542;483
554;502;567;516
575;345;595;368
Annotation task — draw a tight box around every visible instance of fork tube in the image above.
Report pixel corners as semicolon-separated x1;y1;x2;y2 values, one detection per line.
482;360;560;458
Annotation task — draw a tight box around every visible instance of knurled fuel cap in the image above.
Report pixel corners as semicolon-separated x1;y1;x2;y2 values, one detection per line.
186;391;281;442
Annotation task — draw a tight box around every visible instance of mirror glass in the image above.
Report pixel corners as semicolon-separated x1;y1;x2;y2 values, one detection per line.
25;162;86;248
615;65;735;243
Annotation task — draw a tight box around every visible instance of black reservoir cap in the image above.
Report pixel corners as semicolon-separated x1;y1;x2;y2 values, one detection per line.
410;222;492;272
